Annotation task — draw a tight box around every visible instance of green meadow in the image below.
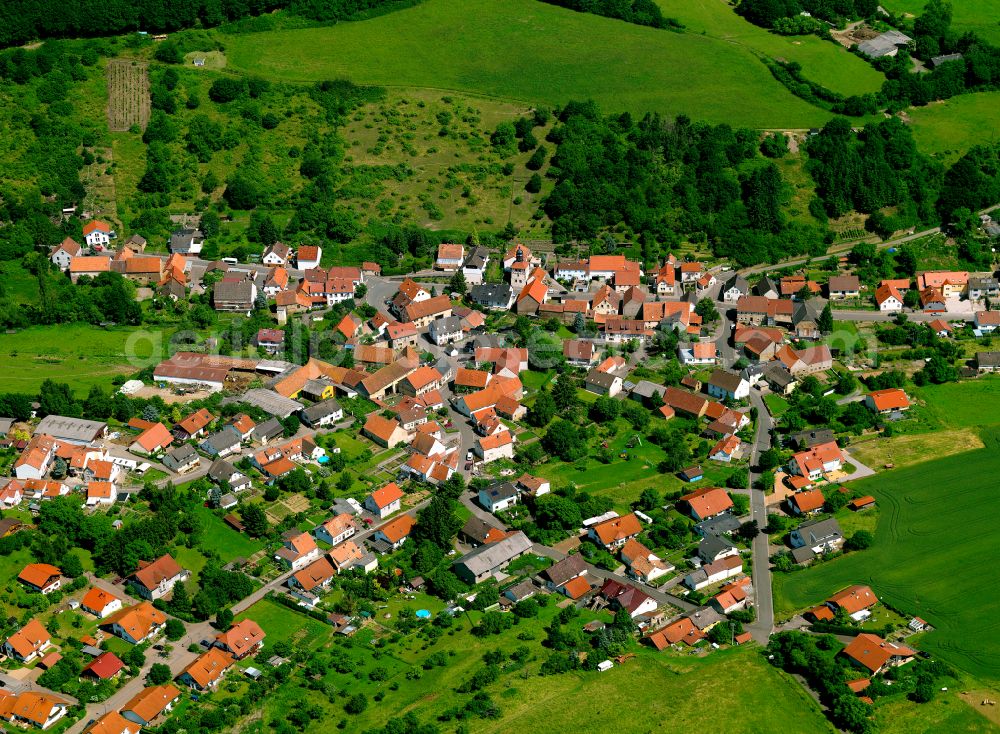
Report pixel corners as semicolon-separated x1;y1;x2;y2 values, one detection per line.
772;447;1000;683
880;0;1000;45
0;324;162;396
909;92;1000;164
221;0;838;127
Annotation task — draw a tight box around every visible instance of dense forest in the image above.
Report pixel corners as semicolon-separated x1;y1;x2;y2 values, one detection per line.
0;0;413;48
536;0;683;30
541;101;827;266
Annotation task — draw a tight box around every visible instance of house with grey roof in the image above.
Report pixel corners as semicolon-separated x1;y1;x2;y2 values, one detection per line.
252;418;284;444
34;415;107;444
719;273;750;303
469;283;514;311
752;276;779;299
428;315;464;346
163;444;200;474
706;369;750;401
790;517;844;563
452;531;533;584
585;369;622;397
630;380;666;405
300;400;343;428
208;459;251;492
697;534;739;565
169;228;204;255
200;428;241;458
477;482;519;513
213;280;257;313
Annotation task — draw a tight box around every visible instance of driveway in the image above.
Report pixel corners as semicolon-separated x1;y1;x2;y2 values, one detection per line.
838;449;877;482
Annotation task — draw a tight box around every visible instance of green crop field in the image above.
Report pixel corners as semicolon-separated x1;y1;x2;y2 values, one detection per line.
222;0;840;128
0;324;163;396
915;377;1000;430
192;505;266;562
880;0;1000;45
237;598;332;649
772;447;1000;682
908;92;1000;164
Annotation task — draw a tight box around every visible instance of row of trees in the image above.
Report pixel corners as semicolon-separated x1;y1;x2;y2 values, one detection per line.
537;0;683;30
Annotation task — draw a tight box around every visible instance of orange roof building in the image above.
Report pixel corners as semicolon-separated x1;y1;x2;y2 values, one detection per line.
680;487;734;522
121;684;181;726
103;602;167;644
214;619;265;659
865;388;910;414
841;633;915;674
17;564;61;594
178;647;234;690
3;619;51;662
588;513;642;550
827;585;878;620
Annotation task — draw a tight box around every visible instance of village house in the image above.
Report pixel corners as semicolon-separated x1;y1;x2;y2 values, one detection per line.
50;237;82;270
102;602;167;644
199;428;241;458
120;685;181;728
516;473;550;497
711;577;752;615
80;587;123;619
362;414;408;449
588;513;642;551
83;220;112;248
17;564;62;594
718;273;750;303
478;482;519;513
372;515;416;552
262;242;291;266
452;531;532;584
598;579;658;619
683;555;742;591
289;557;337;600
81;651;125;682
865;388;910;415
0;691;69;730
365;483;403;519
129;554;189;601
841;633;915;675
428;315;464;346
435;243;465;271
469;283;514;311
178;647;234;691
82;710;134;734
214;619;265;660
790;517;844;563
787;488;826;516
296;245;323;270
709;435;742;463
173;408;214;441
680;487;734;522
875;283;904;312
474;431;515;463
314;514;357;546
706;369;749;401
620;539;673;583
169;228;203;255
679;341;717;366
212;280;257;314
788;441;844;481
462;246;490;284
129;422;173;456
827;275;861;299
541;554;589;597
917;270;968;298
825;584;879;622
275;531;322;571
584;369;623;397
3;619;51;662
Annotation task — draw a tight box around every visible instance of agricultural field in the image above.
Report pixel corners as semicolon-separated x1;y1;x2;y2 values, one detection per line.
221;0;838;128
106;59;150;132
0;324;162;396
772;447;1000;683
848;426;984;469
907;92;1000;164
880;0;1000;45
914;377;1000;430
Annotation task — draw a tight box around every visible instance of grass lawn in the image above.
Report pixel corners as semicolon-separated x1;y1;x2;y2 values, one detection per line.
876;688;999;734
764;393;790;416
172;546;208;590
772;447;1000;682
193;505;266;562
221;0;837;128
0;324;162;396
908;91;1000;164
236;598;332;650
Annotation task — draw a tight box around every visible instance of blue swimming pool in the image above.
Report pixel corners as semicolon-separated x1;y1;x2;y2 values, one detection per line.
318;455;329;464
415;609;431;619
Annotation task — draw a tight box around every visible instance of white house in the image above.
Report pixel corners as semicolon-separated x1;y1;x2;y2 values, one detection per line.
474;431;515;464
50;238;82;270
875;283;904;312
83;220;112;248
364;483;403;519
428;315;464;346
296;245;323;270
262;242;291;266
706;369;750;401
314;514;357;547
478;482;518;513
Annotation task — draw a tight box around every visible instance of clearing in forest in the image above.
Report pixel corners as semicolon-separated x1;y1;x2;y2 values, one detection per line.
106;59;150;132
